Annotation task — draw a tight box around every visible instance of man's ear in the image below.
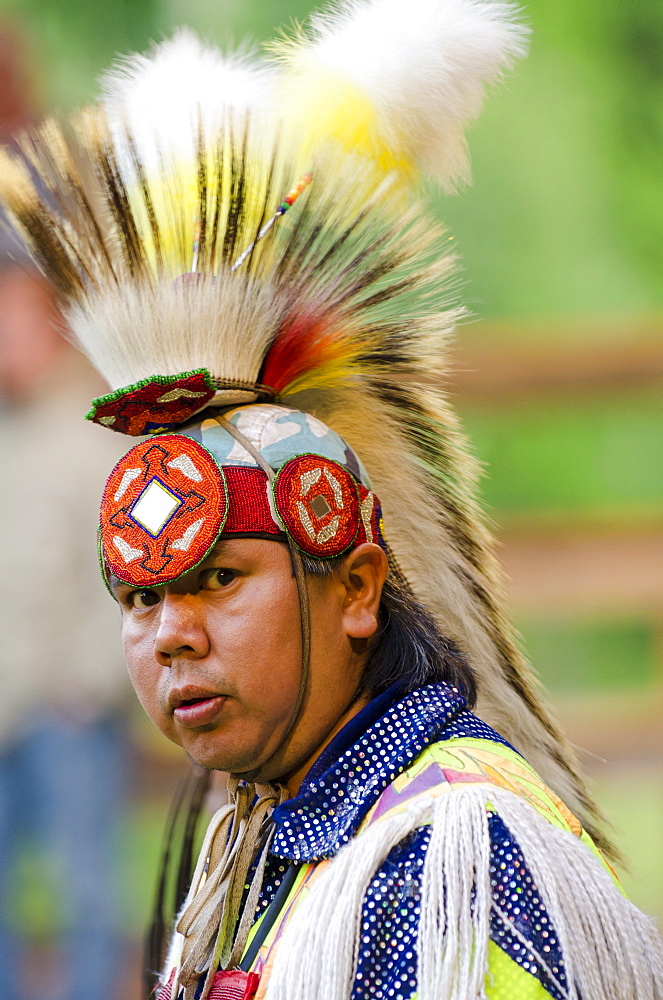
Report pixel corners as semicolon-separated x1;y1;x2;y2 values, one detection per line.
339;543;389;639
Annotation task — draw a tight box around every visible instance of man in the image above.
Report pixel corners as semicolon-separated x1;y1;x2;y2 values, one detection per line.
1;2;661;999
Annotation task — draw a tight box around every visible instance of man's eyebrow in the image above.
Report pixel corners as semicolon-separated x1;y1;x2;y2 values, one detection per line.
210;539;233;555
191;539;234;570
107;539;238;591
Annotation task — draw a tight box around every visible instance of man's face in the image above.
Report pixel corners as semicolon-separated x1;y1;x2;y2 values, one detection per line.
111;537;369;781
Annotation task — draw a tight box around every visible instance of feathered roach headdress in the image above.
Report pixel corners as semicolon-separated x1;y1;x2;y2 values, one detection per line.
0;0;609;856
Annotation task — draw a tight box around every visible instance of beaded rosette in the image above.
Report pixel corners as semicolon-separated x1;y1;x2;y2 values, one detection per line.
100;435;229;586
100;424;384;588
273;455;382;558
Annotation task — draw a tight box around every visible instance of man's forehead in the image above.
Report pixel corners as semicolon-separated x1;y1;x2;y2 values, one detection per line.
205;535;285;560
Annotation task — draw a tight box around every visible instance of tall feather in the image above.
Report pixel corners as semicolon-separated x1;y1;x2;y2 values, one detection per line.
101;29;273;170
0;4;612;856
274;0;529;188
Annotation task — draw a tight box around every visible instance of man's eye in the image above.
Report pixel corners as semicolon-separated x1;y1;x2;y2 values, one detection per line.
128;589;161;609
202;568;236;590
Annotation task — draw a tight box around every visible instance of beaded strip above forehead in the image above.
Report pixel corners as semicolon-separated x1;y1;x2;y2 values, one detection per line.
99;403;384;590
182;404;373;487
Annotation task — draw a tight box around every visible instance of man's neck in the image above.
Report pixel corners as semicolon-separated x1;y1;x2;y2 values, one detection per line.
281;692;371;797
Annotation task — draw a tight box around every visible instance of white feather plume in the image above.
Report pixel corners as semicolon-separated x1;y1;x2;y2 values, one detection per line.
291;0;528;188
99;29;273;167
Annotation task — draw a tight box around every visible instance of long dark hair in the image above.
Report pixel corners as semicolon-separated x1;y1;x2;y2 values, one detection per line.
144;765;211;997
302;555;477;706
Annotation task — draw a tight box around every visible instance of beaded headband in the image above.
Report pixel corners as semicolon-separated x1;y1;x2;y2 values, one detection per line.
100;431;384;589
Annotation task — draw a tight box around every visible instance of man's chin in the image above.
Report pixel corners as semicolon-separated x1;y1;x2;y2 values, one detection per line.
173;718;303;781
181;734;274;777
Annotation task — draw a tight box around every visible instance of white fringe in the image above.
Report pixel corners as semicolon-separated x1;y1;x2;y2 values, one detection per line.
418;790;491;999
264;786;663;1000
485;787;663;1000
264;794;435;1000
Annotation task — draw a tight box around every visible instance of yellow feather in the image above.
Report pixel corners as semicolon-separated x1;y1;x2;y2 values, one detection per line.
276;55;416;178
0;147;36;215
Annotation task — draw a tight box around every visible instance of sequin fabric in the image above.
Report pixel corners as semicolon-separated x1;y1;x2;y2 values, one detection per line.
252;855;290;921
271;684;512;861
488;812;567;1000
238;684;565;999
270;684;566;1000
347;818;567;1000
352;827;428;1000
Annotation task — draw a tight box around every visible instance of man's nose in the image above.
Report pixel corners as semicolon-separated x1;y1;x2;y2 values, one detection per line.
154;593;210;666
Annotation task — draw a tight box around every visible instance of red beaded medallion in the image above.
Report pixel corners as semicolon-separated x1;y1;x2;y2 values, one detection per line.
272;454;361;557
100;435;228;586
87;370;217;436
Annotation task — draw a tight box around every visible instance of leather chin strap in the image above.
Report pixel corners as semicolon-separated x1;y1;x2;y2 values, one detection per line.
216;417;312;784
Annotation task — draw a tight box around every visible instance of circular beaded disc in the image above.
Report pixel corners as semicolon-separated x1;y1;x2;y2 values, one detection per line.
100;435;228;587
273;454;360;557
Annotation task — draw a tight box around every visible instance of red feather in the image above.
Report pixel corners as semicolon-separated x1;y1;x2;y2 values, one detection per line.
261;307;352;393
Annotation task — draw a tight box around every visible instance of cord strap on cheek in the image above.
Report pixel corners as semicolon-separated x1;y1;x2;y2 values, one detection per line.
216;417;311;782
167;421;312;995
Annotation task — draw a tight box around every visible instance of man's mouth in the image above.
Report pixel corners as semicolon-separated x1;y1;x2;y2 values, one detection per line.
169;685;227;728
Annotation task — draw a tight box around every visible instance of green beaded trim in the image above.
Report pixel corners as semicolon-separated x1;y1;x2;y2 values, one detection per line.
85;368;217;423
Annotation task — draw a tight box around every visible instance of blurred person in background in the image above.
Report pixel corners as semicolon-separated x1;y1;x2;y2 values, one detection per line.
0;24;132;1000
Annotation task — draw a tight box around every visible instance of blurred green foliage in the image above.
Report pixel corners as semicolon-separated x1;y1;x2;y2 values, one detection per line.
1;0;159;109
13;801;171;937
519;617;655;696
439;0;663;320
465;390;663;515
596;768;663;930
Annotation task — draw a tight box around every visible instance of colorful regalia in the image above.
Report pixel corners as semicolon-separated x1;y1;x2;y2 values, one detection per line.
1;1;661;998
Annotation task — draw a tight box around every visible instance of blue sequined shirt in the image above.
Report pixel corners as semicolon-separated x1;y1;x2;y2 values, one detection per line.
246;682;567;999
